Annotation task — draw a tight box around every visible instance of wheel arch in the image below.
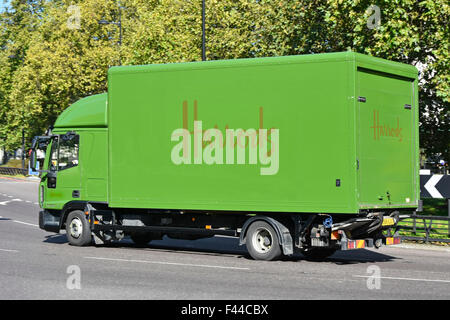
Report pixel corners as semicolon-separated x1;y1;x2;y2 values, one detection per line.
239;216;293;256
59;201;90;230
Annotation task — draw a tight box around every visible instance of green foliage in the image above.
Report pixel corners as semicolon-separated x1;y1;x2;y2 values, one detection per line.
0;0;448;161
422;198;448;217
0;158;28;168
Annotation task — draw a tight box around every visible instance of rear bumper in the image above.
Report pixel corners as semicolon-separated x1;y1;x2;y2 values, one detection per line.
383;236;401;246
39;210;61;233
340;236;401;250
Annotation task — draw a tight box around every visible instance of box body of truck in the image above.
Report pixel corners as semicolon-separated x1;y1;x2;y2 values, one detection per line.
107;51;419;213
35;52;419;260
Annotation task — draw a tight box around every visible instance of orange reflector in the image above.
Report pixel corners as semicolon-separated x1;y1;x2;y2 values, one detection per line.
356;240;365;248
345;240;365;250
85;211;89;215
94;221;99;225
205;225;211;229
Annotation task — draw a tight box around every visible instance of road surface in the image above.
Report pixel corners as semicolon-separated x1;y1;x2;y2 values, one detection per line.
0;176;449;300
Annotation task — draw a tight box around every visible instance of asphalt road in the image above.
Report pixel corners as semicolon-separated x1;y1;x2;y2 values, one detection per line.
1;176;449;300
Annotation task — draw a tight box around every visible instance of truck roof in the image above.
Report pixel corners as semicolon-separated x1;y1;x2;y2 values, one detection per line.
54;93;107;128
108;51;418;80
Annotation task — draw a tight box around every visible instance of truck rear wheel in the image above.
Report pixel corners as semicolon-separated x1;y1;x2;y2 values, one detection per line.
66;210;92;246
246;221;282;261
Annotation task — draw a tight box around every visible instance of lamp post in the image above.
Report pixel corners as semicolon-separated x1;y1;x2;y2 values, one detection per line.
21;128;25;170
202;0;206;61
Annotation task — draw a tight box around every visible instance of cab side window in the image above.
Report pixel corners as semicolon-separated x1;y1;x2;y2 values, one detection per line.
58;134;79;171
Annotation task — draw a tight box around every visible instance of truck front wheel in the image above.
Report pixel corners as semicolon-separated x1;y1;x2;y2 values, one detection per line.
246;221;282;261
66;210;92;246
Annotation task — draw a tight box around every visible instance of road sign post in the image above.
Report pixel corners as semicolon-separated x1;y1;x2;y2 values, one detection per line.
420;174;450;236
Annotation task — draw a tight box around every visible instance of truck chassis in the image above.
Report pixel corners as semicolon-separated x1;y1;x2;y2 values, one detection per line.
39;201;404;261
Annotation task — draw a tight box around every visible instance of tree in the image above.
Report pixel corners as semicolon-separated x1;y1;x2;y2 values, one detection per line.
1;0;119;149
0;0;46;148
0;0;448;163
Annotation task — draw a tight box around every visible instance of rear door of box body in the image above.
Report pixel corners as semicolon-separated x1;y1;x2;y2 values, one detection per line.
356;68;418;209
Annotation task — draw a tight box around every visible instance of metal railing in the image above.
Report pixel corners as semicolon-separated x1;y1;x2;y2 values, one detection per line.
397;214;450;243
0;167;28;176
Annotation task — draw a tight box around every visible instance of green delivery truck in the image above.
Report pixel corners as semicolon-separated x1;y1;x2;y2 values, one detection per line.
31;51;419;261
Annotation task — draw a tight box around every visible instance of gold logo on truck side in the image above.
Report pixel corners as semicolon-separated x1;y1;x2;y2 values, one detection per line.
370;110;403;142
171;100;280;175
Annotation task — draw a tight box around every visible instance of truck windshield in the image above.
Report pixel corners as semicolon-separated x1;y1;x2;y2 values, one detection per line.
49;134;79;171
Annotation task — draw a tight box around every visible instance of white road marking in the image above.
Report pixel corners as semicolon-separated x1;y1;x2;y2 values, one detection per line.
0;198;22;205
0;213;38;227
12;220;39;227
354;275;450;284
0;248;19;253
0;197;37;206
84;256;251;271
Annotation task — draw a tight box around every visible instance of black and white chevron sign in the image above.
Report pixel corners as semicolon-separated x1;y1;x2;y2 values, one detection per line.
420;174;450;199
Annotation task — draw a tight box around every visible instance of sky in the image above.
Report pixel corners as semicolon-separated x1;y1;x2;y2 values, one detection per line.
0;0;10;12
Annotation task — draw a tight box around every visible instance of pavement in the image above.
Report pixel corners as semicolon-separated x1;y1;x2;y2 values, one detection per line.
0;176;449;300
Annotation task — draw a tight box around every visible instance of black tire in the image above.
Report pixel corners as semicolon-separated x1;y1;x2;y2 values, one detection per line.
301;248;336;261
66;210;92;246
246;221;282;261
130;232;154;246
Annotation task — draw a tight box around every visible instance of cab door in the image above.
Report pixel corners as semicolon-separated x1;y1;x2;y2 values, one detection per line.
43;133;81;210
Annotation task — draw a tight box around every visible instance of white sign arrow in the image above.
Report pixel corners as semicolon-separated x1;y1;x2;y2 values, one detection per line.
424;175;444;198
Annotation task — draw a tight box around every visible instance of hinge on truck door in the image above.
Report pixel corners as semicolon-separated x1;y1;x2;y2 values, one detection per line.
356;159;359;170
358;96;366;103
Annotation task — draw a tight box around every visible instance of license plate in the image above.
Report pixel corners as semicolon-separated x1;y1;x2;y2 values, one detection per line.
382;217;395;226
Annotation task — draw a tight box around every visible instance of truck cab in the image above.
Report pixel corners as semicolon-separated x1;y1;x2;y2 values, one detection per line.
33;93;108;231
